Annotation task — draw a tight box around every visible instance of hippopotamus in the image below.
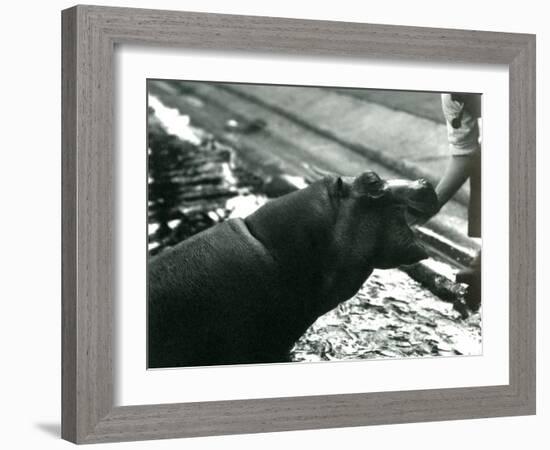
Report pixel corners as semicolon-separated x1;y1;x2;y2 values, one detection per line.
148;171;438;368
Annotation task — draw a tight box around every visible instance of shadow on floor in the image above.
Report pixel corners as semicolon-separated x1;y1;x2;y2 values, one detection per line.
35;422;60;438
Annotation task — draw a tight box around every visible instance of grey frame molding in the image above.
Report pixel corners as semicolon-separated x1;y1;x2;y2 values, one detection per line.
62;5;536;444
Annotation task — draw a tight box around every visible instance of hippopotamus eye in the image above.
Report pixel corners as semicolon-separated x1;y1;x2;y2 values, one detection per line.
353;171;386;199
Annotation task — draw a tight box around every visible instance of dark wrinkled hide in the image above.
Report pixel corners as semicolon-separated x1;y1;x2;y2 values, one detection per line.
148;173;434;368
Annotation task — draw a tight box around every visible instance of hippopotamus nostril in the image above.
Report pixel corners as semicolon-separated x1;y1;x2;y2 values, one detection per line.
386;178;438;216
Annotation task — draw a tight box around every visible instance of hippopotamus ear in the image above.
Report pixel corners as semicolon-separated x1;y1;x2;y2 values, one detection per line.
304;164;350;198
335;176;351;198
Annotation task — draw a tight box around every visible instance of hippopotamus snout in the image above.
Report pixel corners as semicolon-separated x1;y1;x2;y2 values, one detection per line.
385;178;439;217
350;171;438;215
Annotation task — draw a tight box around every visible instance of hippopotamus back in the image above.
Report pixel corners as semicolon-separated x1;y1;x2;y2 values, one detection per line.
148;218;313;367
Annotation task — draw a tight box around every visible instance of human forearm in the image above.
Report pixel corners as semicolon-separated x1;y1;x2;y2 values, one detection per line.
435;154;476;210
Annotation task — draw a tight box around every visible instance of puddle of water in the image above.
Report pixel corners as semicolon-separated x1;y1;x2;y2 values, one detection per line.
148;94;203;145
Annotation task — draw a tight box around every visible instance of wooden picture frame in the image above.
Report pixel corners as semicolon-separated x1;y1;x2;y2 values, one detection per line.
62;5;536;444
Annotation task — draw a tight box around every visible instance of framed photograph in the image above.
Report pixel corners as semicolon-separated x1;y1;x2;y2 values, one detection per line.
62;5;536;444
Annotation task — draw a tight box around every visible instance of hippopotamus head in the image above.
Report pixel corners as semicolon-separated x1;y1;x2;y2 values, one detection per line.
329;171;438;270
245;170;437;316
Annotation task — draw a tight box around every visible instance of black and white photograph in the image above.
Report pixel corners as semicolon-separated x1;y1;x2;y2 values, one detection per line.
146;80;482;369
2;0;544;447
